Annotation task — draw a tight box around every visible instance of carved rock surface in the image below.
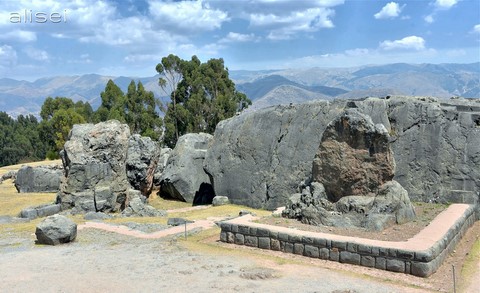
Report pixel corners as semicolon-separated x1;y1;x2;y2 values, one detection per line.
126;134;160;197
205;97;480;209
58;120;131;213
312;109;395;202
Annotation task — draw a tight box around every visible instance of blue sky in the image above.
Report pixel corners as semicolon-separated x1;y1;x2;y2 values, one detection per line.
0;0;478;80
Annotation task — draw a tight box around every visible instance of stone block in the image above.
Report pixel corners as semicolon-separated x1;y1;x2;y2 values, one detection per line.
284;242;294;254
347;242;358;253
245;235;258;247
386;259;405;273
258;237;270;249
304;245;319;258
271;239;281;251
361;255;375;268
329;249;339;262
375;257;386;270
227;232;234;243
340;251;360;265
411;262;434;277
235;233;245;245
294;243;304;255
257;228;270;237
302;236;314;244
319;248;329;260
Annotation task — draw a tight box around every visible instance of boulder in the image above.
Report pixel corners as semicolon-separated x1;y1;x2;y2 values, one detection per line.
0;170;17;184
121;189;166;217
204;97;480;209
312;109;395;202
126;134;160;197
57;120;131;213
212;196;230;206
14;165;62;193
204;100;344;210
35;214;77;245
159;133;214;203
282;110;416;230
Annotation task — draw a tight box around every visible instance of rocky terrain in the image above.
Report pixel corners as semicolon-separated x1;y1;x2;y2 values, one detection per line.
205;96;480;210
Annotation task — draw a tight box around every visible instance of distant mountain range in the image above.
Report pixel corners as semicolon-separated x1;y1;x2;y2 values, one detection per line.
0;62;478;118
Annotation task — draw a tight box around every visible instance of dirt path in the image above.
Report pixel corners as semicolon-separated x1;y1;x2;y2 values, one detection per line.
78;216;224;239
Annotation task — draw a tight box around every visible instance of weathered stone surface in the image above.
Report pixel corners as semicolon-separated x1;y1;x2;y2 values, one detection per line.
15;165;62;193
167;217;193;226
283;109;416;230
212;196;229;206
122;189;166;217
205;97;480;209
84;211;112;221
159;133;214;203
20;204;61;220
35;214;77;245
58;120;131;213
153;148;172;187
0;170;16;184
312;109;395;202
126;134;160;197
205;101;343;210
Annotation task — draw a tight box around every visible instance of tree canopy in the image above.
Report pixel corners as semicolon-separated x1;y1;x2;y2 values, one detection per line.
157;55;251;147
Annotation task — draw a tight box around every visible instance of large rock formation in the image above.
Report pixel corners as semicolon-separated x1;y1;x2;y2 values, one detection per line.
14;165;62;193
283;109;416;230
126;134;160;197
159;133;214;204
312;109;395;202
57;120;131;213
205;97;480;209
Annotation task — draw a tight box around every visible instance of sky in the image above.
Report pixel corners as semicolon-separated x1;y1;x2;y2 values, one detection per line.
0;0;478;80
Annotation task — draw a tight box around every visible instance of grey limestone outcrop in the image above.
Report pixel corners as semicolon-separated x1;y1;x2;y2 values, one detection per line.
205;96;480;210
126;134;160;197
57;120;131;213
159;133;214;204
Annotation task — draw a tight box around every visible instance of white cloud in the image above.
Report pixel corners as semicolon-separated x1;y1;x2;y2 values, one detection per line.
434;0;458;9
473;24;480;34
374;2;405;19
380;36;426;51
0;30;36;42
23;47;49;61
149;0;229;33
0;45;17;67
424;15;434;23
220;32;258;43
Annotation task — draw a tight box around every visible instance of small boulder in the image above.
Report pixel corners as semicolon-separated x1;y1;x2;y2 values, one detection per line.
212;196;230;206
35;214;77;245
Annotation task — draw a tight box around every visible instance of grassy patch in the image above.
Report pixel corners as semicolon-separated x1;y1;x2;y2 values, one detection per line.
147;195;191;210
0;159;61;176
0;180;57;216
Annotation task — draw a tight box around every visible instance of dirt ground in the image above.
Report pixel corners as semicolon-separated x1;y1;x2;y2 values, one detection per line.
0;215;478;293
258;202;447;241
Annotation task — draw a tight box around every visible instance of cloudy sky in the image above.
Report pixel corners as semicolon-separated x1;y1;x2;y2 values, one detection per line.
0;0;479;80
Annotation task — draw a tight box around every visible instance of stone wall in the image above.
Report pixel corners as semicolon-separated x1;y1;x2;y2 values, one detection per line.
219;204;476;277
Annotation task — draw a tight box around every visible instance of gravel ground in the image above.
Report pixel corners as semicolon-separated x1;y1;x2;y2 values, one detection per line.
0;227;439;293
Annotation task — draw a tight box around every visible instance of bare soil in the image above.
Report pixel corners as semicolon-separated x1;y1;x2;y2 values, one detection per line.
258;202;447;241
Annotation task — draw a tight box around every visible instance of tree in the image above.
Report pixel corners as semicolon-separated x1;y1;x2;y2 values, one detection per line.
39;96;92;158
156;54;183;141
94;79;125;123
158;55;251;147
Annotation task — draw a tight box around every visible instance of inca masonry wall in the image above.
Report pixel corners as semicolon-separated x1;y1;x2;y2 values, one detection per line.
218;204;477;277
